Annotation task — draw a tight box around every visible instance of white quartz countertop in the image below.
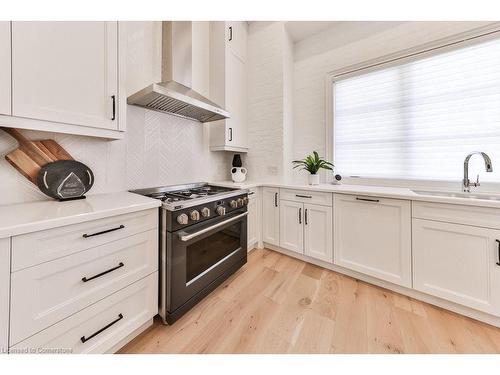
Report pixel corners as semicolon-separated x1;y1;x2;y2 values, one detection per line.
211;180;500;209
0;192;161;239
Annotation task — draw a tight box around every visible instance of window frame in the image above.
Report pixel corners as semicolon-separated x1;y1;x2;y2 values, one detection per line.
326;23;500;189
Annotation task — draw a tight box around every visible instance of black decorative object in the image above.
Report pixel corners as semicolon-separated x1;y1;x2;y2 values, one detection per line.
36;160;94;201
232;154;242;168
335;174;342;181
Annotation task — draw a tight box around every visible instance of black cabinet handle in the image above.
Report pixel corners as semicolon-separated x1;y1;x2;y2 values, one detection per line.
111;95;116;121
496;240;500;266
80;313;124;343
305;209;308;225
229;26;233;41
356;197;380;203
299;207;302;224
82;262;124;283
274;192;278;207
228;127;233;142
296;194;312;199
83;225;125;238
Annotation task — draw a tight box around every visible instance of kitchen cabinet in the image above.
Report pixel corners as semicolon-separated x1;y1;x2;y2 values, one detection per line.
279;200;304;254
0;22;10;116
10;22;120;135
262;187;280;246
0;238;9;353
247;188;261;250
279;196;333;262
209;21;248;152
413;219;500;316
304;204;333;262
333;194;411;287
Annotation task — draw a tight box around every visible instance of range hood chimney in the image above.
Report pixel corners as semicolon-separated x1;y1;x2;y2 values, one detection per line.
127;21;230;123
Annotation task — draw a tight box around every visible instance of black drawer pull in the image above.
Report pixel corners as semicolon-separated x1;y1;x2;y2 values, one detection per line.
496;240;500;266
83;225;125;238
356;197;380;203
80;313;123;343
82;262;124;283
296;194;312;199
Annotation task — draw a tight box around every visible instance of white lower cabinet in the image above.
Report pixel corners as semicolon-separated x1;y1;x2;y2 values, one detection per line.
279;200;304;254
413;219;500;316
333;194;412;287
10;273;157;354
0;238;9;353
304;204;333;262
262;187;280;246
247;188;261;250
279;198;333;262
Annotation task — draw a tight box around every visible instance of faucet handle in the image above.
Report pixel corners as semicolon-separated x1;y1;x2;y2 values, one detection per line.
475;174;481;187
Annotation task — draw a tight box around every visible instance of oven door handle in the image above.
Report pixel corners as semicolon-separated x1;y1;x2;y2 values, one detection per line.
178;211;248;242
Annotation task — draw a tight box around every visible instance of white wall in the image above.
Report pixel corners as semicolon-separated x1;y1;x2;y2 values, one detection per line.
245;21;497;185
0;21;228;206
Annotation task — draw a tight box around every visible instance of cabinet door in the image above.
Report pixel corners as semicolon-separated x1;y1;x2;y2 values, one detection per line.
413;219;500;316
226;21;247;62
247;196;258;248
333;195;412;287
0;238;9;352
0;22;10;115
12;21;118;130
262;188;280;246
279;200;304;254
304;204;332;262
225;49;247;149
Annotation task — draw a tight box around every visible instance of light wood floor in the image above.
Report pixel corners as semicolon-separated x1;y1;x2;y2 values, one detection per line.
119;248;500;354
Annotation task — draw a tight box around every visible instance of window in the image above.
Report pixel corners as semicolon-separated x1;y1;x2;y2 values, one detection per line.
332;35;500;182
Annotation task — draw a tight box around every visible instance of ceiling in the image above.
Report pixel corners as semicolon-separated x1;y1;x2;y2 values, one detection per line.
284;21;341;42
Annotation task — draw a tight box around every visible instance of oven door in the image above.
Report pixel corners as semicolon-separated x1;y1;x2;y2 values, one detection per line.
167;210;247;312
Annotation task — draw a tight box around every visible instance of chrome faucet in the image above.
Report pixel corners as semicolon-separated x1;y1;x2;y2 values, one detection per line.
463;152;493;192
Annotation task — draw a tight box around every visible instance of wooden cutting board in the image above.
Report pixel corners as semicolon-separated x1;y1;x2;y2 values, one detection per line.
1;127;73;184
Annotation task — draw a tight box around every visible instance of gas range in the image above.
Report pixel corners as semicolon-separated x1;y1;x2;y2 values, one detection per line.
130;182;248;324
130;183;247;211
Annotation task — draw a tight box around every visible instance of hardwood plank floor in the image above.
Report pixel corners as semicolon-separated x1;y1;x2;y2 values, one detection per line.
118;248;500;354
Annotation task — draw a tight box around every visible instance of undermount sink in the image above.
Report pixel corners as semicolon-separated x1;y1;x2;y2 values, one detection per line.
411;190;500;201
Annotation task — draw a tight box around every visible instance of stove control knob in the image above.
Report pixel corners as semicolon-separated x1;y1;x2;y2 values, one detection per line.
229;200;238;209
243;197;249;205
216;206;226;216
177;213;188;225
201;207;210;218
190;210;200;221
237;198;244;207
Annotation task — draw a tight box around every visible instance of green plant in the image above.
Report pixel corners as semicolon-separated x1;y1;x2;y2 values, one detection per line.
292;151;334;175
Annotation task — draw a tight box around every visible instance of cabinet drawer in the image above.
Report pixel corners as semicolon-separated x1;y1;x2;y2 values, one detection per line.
10;273;157;354
413;201;500;229
12;209;158;271
280;188;332;206
10;229;158;345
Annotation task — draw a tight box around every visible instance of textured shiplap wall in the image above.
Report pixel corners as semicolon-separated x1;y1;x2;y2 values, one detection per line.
0;22;229;206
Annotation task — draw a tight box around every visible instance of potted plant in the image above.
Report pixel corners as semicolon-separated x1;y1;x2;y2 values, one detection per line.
292;151;334;185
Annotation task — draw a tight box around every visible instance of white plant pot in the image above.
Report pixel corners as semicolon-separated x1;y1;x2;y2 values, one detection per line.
308;174;320;185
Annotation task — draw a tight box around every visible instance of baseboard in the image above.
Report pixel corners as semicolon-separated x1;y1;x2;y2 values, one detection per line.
264;243;500;328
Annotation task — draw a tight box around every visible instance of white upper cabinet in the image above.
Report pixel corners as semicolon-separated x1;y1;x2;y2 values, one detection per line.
279;200;304;254
226;21;247;63
0;238;9;352
413;219;500;316
262;187;280;246
0;22;11;116
10;22;122;137
209;21;248;152
333;194;412;287
304;203;333;263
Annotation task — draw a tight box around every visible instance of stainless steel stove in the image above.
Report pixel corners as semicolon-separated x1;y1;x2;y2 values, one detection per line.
130;183;248;324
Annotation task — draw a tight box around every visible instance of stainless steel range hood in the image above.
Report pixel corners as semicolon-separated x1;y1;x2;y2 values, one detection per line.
127;22;230;123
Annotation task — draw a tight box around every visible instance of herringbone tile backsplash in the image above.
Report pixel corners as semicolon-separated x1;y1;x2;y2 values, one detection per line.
0;106;230;206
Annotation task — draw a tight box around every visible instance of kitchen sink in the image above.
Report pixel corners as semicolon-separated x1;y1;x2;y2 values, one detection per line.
411;190;500;201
